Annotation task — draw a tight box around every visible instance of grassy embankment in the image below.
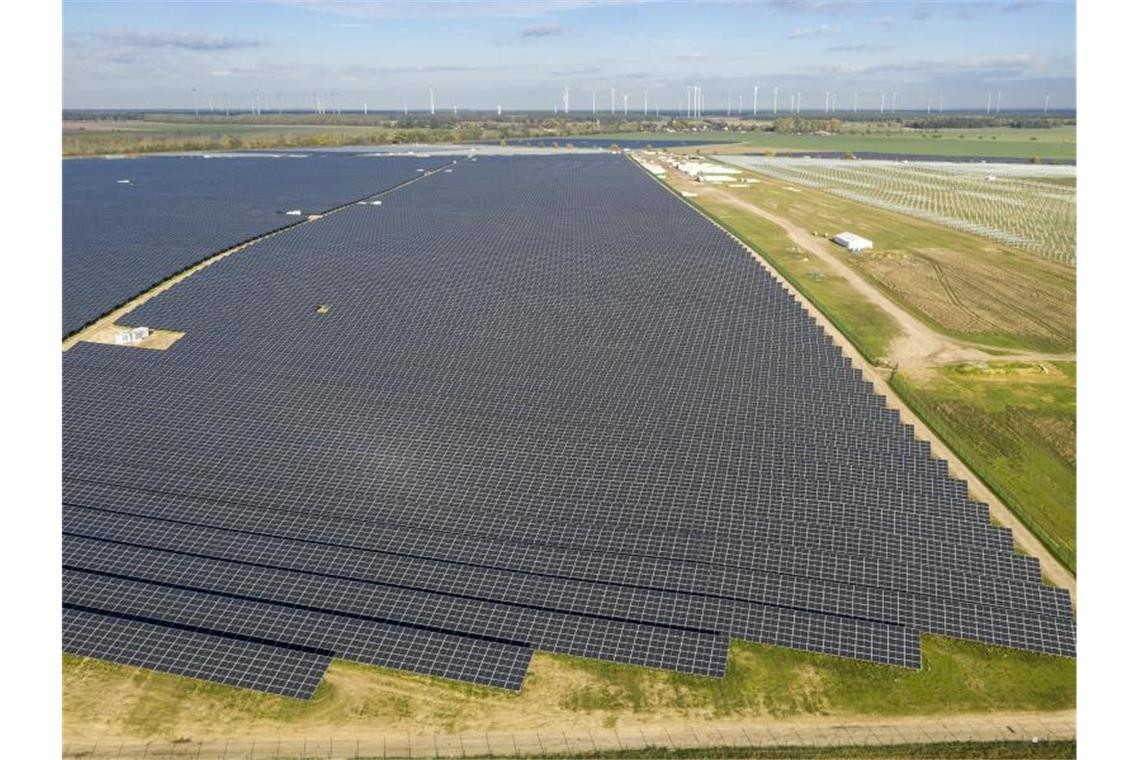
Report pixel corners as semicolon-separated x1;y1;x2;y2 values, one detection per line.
669;169;1076;572
596;126;1076;161
63;636;1074;742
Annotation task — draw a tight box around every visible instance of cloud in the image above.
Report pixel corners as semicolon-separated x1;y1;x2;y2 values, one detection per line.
676;51;712;61
94;30;260;51
275;0;643;20
787;23;839;38
767;0;857;13
826;43;892;53
520;24;562;38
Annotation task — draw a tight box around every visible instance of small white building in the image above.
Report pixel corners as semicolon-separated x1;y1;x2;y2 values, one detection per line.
832;231;873;253
676;161;741;180
112;326;150;345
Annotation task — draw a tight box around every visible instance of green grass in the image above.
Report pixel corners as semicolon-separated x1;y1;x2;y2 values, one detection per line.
891;363;1076;572
594;126;1076;160
491;741;1076;759
681;194;901;362
64;635;1075;743
555;637;1074;720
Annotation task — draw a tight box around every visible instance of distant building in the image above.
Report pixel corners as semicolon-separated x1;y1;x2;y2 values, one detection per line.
832;232;873;253
676;161;741;180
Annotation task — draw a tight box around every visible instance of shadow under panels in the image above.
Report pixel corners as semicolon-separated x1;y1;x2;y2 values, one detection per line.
61;154;1074;699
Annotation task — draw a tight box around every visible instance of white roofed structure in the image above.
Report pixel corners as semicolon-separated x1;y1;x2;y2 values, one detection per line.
832;232;873;253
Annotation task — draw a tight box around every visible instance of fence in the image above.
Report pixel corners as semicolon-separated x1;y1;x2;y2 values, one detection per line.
64;712;1076;759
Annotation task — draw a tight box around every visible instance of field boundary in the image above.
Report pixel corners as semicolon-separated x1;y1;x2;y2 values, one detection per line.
632;155;1076;596
62;711;1076;759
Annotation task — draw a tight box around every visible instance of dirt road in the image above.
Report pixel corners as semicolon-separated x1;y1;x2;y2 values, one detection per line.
63;709;1076;758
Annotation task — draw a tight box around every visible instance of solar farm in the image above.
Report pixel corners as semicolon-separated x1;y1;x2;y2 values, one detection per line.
717;155;1077;265
61;151;1075;700
62;152;446;336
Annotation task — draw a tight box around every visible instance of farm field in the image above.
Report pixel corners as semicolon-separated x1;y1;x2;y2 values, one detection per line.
718;156;1076;265
62;119;487;155
674;165;1075;354
892;363;1077;572
592;126;1076;161
63;636;1075;748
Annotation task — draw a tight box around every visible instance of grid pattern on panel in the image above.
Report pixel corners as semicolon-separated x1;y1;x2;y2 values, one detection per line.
61;153;1075;699
62;606;330;699
63;153;441;335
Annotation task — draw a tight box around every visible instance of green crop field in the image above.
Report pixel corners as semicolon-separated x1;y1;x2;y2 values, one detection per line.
892;363;1077;571
592;126;1076;161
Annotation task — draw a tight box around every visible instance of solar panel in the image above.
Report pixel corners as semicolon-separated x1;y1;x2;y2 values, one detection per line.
62;606;329;699
61;152;1075;698
63;154;446;335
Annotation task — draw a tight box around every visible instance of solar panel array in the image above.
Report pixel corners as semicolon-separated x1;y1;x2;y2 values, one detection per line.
63;153;439;336
61;153;1075;699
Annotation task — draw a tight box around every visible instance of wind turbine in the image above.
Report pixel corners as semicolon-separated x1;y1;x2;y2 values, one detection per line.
796;91;801;114
644;88;648;116
429;88;435;116
623;92;628;115
753;84;758;116
1044;94;1050;114
891;91;897;113
590;87;596;115
773;85;779;114
611;86;616;115
986;91;992;114
996;90;1002;114
939;94;944;114
880;92;885;114
853;91;858;113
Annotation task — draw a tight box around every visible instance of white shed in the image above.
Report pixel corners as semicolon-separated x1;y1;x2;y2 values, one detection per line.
832;231;873;253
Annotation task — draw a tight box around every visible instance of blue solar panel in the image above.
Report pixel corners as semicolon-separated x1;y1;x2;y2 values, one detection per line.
63;153;440;335
61;152;1075;698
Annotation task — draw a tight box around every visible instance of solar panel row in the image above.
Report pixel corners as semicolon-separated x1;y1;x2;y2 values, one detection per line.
63;153;446;335
62;153;1074;698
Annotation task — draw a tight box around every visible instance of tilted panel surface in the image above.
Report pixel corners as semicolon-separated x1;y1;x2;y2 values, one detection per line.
62;154;1073;697
63;153;439;334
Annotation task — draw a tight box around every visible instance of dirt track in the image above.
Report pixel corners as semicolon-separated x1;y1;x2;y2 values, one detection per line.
63;709;1076;758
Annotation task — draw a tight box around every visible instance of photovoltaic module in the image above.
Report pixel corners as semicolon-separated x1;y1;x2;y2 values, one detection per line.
61;153;1075;698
